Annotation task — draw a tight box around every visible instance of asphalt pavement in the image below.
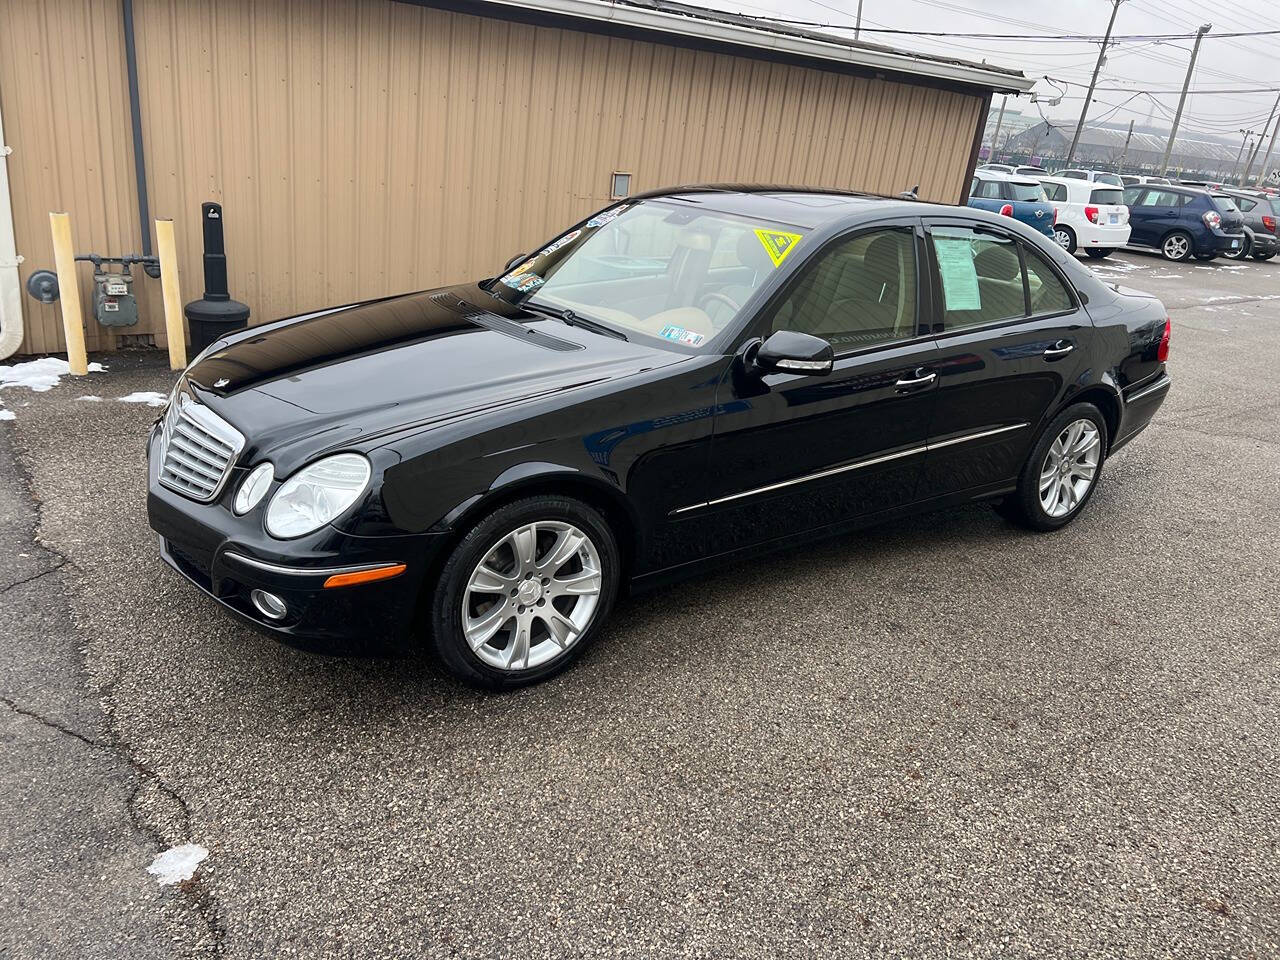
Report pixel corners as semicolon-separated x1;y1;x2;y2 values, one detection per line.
1;248;1277;958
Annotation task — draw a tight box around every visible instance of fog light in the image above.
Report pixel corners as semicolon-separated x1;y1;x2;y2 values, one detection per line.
250;589;288;621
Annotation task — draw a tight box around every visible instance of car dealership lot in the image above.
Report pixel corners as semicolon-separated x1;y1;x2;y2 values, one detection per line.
2;250;1279;957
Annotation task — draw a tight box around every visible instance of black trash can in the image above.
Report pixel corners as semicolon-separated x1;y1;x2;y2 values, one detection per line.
184;202;249;353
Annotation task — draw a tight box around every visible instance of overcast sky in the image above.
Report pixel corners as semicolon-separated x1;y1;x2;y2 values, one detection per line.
695;0;1279;146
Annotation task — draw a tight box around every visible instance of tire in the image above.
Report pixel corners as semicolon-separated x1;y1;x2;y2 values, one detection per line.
1161;231;1193;262
1253;252;1275;262
1084;248;1112;259
429;496;621;689
1194;253;1218;261
998;402;1108;532
1225;235;1251;260
1053;226;1077;254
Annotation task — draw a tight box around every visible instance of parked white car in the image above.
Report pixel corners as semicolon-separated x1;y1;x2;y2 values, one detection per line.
1058;168;1126;187
1039;176;1130;258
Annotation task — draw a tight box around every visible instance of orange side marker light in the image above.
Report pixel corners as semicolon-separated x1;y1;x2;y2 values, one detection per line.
323;564;406;589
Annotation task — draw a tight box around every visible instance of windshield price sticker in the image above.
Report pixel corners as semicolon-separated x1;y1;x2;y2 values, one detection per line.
587;206;630;228
931;235;982;311
538;229;581;258
659;324;705;346
755;229;802;267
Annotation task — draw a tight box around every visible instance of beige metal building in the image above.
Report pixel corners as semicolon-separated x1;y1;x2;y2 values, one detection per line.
0;0;1030;358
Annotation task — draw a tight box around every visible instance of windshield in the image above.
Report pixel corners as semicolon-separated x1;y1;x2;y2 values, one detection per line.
488;200;806;350
1090;188;1125;205
1095;173;1124;187
1009;182;1048;202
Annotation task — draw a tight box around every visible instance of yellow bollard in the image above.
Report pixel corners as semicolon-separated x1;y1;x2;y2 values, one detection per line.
154;219;187;369
48;212;88;375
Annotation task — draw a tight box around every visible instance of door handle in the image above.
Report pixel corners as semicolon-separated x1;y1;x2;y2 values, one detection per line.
895;369;937;392
1043;340;1075;359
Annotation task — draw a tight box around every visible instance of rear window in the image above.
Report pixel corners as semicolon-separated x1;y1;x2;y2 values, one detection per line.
1095;173;1124;187
1090;188;1125;205
1009;182;1047;202
1211;196;1240;214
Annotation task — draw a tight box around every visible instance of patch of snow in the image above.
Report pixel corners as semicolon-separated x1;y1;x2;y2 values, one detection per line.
117;391;168;407
78;395;104;402
0;409;14;422
145;843;208;885
0;357;106;393
1219;264;1248;271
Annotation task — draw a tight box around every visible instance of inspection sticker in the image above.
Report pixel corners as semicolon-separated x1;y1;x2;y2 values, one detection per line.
658;324;704;347
538;229;581;257
587;205;630;228
754;228;802;267
500;272;544;293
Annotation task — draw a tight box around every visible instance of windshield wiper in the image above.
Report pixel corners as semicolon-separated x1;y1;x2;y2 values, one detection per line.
524;301;627;341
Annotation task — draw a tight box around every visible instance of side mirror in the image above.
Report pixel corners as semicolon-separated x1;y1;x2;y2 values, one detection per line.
503;252;528;272
752;330;834;376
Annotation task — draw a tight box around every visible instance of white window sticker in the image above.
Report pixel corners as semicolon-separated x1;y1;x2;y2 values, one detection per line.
932;235;982;311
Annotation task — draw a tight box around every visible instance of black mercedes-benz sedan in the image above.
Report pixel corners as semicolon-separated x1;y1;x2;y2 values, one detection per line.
148;185;1172;688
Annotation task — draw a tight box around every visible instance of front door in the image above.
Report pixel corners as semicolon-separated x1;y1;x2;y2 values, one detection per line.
1124;187;1180;247
916;219;1093;497
671;221;941;557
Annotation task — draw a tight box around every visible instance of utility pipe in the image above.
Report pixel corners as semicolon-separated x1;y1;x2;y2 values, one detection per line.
0;90;24;360
49;213;88;375
121;0;153;260
154;218;186;369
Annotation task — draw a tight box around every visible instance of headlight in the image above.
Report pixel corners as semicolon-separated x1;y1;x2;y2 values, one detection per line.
265;453;371;539
233;462;274;515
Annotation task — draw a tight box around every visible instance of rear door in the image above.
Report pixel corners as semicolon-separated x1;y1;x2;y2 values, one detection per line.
916;218;1092;497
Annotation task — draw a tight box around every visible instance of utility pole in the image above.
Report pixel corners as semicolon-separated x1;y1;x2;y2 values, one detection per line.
854;0;863;39
1161;23;1211;176
989;96;1008;162
1230;129;1256;184
1243;89;1280;184
1117;119;1135;174
1255;108;1280;187
1066;0;1123;166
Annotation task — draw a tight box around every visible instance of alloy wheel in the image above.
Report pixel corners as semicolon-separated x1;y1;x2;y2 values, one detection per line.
461;520;603;671
1038;419;1101;519
1162;234;1189;260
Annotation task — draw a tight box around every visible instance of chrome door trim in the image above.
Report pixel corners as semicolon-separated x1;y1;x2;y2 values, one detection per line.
1125;376;1171;404
671;422;1029;515
221;553;404;578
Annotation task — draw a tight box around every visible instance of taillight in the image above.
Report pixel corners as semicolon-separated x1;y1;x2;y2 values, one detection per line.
1263;215;1277;233
1085;205;1100;224
1157;317;1171;364
999;204;1013;217
1202;210;1221;229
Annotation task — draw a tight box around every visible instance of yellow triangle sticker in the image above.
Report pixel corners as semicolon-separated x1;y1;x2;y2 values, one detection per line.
755;228;802;267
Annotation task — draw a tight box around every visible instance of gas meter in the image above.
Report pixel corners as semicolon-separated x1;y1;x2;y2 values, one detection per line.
74;254;158;328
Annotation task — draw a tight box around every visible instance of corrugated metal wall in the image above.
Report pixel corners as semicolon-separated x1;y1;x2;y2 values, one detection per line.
0;0;986;356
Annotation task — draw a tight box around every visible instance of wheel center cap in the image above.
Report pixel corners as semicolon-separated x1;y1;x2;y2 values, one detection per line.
517;579;543;605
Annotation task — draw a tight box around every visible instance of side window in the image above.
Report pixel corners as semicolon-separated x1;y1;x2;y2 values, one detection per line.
969;178;979;196
1237;197;1257;212
1047;183;1067;203
929;226;1026;331
975;180;1002;200
765;228;918;353
1022;244;1074;316
1123;187;1145;206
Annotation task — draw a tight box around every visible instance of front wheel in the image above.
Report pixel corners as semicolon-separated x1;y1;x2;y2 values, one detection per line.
1161;232;1193;262
1253;252;1274;262
1194;253;1218;261
998;403;1108;532
429;496;620;688
1084;248;1112;260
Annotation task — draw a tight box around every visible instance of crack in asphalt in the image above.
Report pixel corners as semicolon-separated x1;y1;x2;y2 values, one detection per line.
1;427;229;958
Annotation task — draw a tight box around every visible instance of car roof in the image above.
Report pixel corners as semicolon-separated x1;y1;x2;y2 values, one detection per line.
627;183;1000;230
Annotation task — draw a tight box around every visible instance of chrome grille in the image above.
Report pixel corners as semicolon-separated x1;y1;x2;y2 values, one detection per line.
158;392;244;502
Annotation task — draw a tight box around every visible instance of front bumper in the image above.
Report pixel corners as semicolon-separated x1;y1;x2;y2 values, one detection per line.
147;422;447;651
1249;232;1279;255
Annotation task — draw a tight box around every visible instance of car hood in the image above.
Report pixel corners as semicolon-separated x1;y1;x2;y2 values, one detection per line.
185;283;687;460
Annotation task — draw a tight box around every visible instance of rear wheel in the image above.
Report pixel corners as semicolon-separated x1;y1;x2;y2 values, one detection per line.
1161;231;1193;262
998;403;1108;532
1053;226;1077;254
1225;236;1251;260
1084;248;1112;259
429;496;620;688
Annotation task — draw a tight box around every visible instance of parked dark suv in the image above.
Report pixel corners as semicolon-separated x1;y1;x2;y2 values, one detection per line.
1217;189;1278;261
1121;184;1246;261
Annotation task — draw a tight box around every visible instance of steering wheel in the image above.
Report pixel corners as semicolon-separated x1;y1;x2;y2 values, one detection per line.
698;291;742;323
